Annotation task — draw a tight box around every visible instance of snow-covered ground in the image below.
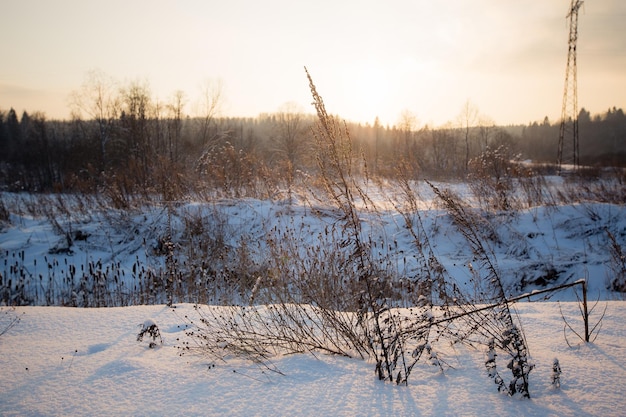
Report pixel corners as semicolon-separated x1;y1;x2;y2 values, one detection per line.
1;180;625;415
1;183;624;305
1;302;625;416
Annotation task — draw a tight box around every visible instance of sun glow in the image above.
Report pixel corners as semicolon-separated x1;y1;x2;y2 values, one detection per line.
340;63;392;124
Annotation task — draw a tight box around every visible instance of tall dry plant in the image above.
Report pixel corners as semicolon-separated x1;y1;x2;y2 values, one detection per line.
428;181;533;397
607;229;626;292
181;69;541;394
184;69;421;384
387;167;469;382
305;67;400;380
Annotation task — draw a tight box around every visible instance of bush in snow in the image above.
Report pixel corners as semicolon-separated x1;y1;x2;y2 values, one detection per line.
606;229;626;293
552;358;561;388
467;145;519;212
485;338;506;393
137;319;162;348
502;325;532;397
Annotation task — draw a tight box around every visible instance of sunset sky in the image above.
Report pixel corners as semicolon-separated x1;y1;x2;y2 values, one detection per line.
1;0;625;127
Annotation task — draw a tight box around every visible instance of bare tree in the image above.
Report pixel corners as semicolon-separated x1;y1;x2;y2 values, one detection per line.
69;69;120;168
397;109;418;149
120;80;153;164
196;78;223;146
458;100;479;174
428;123;458;177
476;116;496;154
372;116;382;175
166;90;186;162
270;102;310;182
397;109;420;178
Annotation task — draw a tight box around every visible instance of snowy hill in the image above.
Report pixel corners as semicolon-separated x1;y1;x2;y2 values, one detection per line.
1;187;624;305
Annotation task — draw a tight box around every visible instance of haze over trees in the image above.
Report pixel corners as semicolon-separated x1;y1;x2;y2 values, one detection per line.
0;72;625;195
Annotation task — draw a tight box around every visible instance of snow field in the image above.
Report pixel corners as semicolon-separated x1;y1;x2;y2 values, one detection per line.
1;302;625;416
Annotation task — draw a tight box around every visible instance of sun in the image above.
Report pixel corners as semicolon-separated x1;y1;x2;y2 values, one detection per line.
340;63;392;124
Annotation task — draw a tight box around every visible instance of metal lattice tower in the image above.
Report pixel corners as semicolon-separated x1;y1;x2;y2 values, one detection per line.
557;0;584;172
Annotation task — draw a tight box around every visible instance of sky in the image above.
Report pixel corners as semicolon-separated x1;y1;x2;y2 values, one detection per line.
1;0;625;127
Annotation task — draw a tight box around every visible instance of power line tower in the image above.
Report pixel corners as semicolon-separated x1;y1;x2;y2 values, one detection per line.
557;0;584;173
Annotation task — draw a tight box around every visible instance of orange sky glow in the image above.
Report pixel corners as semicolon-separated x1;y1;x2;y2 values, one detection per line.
1;0;625;127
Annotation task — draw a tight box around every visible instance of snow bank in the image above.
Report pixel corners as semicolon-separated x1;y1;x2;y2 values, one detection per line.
1;302;625;416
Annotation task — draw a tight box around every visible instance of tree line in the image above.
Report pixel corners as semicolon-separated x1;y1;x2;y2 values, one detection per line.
1;73;625;197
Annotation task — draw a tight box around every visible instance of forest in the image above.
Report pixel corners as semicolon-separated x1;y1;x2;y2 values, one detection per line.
1;75;625;198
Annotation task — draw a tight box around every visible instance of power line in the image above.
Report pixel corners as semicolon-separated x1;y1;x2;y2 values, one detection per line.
557;0;584;173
